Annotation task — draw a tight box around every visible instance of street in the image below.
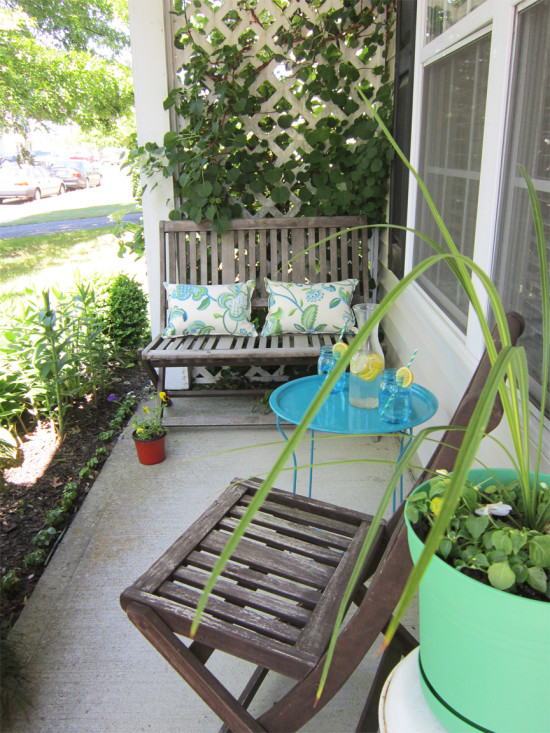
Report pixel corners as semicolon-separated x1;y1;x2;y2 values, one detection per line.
0;164;135;227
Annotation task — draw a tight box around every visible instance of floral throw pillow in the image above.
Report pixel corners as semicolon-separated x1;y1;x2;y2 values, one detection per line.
162;281;258;337
261;278;358;336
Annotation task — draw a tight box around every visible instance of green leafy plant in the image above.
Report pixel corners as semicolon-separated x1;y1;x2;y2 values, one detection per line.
132;392;169;441
188;91;549;700
406;471;550;599
132;1;395;233
101;273;149;358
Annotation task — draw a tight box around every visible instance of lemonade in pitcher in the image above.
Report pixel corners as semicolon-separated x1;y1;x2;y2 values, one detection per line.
349;303;385;409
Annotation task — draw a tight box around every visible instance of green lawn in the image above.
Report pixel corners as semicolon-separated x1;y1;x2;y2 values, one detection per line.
0;203;141;228
0;228;117;284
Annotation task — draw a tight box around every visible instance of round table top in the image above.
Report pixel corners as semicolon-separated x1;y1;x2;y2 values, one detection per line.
270;374;438;435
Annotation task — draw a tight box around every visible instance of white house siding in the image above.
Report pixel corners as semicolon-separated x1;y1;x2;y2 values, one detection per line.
381;0;550;473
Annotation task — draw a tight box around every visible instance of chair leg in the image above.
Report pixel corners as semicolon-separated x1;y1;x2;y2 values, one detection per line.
218;667;270;733
126;602;266;733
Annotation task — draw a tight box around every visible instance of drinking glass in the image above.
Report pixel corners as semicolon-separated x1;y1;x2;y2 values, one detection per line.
318;345;345;394
379;368;412;423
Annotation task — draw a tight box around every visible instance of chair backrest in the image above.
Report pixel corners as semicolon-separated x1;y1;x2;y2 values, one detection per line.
158;216;370;318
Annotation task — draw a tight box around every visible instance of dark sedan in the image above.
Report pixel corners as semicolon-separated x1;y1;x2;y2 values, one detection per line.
50;160;103;190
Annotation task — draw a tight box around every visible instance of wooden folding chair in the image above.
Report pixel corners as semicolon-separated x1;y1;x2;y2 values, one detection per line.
120;312;524;732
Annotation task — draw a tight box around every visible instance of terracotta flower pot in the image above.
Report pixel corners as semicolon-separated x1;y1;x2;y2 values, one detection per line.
132;430;166;465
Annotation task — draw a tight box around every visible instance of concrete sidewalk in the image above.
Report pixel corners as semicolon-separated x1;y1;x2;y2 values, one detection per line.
7;395;418;733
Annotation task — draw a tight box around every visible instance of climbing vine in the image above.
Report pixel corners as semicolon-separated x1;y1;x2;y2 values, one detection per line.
131;0;396;233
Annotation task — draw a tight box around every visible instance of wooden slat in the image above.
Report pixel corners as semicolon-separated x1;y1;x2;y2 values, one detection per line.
218;516;343;566
172;566;311;626
200;531;334;589
279;228;289;281
329;228;339;280
295;518;382;656
158;581;302;645
123;587;318;678
210;231;220;284
228;506;351;552
237;229;247;284
238;495;360;539
185;550;321;607
292;227;305;282
317;227;328;281
188;231;198;285
221;231;235;283
130;481;250;593
200;231;209;284
259;229;267;287
340;230;349;280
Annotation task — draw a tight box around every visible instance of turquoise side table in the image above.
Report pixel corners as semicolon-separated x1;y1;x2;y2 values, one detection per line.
270;374;438;508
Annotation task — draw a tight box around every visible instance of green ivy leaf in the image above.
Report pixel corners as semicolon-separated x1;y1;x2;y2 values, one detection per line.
278;114;294;129
196;181;213;197
263;168;282;184
271;186;290;204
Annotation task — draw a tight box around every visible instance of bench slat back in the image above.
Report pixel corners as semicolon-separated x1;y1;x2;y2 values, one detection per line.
159;216;370;318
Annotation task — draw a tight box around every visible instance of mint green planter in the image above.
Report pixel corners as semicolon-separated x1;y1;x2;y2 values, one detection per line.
406;468;550;733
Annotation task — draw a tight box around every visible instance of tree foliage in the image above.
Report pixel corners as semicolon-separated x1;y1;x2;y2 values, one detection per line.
0;1;133;135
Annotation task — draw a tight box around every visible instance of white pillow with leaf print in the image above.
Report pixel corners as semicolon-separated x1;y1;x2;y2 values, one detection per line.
261;278;358;336
162;281;258;337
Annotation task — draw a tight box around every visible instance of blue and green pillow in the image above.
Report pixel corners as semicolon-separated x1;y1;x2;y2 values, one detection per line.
162;281;258;337
261;278;358;336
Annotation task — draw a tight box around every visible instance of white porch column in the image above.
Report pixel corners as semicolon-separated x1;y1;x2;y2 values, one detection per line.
128;0;173;338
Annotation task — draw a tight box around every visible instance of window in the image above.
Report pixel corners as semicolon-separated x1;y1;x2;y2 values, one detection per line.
426;0;486;41
413;33;491;331
493;0;550;414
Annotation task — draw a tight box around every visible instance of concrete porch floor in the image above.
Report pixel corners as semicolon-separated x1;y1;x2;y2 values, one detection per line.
6;394;419;733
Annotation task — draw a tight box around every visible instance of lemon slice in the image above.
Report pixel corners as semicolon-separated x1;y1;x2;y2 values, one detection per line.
396;366;414;387
332;341;348;356
350;353;368;374
351;354;384;381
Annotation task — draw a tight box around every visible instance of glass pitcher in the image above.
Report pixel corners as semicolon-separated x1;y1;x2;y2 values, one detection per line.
349;303;385;409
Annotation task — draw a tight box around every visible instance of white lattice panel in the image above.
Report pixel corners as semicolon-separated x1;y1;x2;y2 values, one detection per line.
167;0;389;218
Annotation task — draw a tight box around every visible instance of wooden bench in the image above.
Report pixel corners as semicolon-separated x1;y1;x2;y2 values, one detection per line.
139;216;372;424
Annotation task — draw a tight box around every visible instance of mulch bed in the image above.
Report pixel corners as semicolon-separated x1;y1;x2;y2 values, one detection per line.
0;364;150;631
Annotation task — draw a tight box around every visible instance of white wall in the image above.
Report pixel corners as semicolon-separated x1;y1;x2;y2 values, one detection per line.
128;0;173;338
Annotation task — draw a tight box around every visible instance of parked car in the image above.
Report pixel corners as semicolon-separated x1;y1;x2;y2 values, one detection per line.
0;163;65;202
50;160;103;190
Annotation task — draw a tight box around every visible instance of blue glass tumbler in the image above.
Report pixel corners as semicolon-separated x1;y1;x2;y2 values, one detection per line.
318;345;345;394
379;368;412;424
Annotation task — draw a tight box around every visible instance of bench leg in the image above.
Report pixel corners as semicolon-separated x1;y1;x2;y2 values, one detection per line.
140;356;160;391
126;602;266;733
